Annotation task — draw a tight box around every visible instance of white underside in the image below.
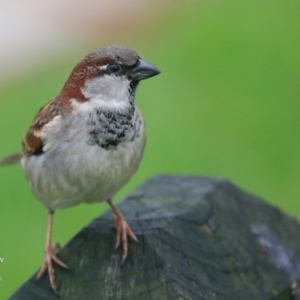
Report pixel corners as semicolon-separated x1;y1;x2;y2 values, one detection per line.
21;101;145;212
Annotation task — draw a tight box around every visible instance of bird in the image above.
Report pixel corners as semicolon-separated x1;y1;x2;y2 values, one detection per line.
1;45;160;292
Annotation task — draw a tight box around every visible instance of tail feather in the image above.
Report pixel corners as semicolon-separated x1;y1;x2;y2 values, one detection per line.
0;153;22;165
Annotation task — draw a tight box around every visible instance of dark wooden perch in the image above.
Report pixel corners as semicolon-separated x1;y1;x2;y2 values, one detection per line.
9;175;300;300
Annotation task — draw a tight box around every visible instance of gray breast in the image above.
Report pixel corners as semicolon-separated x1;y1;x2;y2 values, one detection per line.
87;107;140;150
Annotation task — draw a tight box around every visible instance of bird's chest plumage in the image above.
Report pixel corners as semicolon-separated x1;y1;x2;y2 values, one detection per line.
21;107;146;211
87;107;138;149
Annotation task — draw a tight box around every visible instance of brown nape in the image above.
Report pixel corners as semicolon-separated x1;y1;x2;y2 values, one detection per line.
60;65;91;106
59;57;108;107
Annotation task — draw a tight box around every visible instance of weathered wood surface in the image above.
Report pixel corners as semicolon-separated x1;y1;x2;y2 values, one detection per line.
9;175;300;300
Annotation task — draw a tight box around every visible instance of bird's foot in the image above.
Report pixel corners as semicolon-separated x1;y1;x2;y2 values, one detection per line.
112;213;139;264
37;243;68;293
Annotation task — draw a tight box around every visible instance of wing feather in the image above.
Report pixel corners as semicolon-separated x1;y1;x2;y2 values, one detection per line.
22;97;62;156
0;153;23;165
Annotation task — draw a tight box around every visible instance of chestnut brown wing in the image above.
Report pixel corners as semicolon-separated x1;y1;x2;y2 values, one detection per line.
23;97;61;156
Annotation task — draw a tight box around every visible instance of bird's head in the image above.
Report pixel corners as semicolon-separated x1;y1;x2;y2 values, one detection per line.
60;45;160;113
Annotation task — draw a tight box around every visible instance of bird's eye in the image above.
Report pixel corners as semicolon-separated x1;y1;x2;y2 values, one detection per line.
108;63;121;73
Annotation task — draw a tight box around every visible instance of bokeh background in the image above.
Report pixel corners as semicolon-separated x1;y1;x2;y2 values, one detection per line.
1;0;300;297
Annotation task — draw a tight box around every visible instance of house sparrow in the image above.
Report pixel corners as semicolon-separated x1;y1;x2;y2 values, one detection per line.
1;45;160;292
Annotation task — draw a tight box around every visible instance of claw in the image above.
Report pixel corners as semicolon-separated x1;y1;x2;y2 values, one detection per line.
37;213;68;293
107;200;139;263
37;243;68;293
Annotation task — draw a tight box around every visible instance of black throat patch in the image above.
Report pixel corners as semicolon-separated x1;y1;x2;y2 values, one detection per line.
87;105;140;150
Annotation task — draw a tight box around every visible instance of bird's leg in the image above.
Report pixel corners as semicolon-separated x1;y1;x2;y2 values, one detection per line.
107;199;138;263
37;212;68;293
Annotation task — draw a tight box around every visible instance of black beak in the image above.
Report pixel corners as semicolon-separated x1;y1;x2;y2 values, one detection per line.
129;59;161;81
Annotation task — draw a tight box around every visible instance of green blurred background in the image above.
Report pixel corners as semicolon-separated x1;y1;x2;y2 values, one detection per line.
1;0;300;298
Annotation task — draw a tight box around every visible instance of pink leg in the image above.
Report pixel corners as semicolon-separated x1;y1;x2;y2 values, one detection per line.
37;212;68;293
107;199;139;263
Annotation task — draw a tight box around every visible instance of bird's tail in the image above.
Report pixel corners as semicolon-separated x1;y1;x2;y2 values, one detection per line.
0;152;22;165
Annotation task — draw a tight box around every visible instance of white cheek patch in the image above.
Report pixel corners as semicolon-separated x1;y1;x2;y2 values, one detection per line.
79;74;132;112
